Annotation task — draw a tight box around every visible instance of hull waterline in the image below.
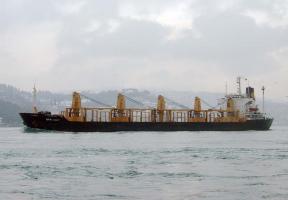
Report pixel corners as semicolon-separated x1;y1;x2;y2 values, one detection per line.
20;113;273;132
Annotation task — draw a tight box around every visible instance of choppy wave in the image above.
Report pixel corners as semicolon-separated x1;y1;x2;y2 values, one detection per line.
0;126;288;199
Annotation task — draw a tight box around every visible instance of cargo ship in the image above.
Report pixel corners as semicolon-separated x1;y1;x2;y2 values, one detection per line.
20;78;273;132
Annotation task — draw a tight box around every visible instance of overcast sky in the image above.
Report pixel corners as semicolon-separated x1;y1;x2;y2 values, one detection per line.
1;0;288;100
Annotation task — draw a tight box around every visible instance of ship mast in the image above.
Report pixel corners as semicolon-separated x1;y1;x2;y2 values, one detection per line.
237;77;241;95
236;76;249;96
32;84;38;113
262;86;265;113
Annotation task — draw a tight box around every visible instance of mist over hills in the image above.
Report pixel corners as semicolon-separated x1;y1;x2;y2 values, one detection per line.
0;83;287;127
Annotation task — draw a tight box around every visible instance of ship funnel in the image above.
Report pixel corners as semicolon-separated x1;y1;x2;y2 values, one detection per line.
246;87;255;99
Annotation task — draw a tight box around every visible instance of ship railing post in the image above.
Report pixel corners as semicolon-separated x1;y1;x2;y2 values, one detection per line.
84;108;87;122
91;109;94;122
95;110;98;122
109;110;112;122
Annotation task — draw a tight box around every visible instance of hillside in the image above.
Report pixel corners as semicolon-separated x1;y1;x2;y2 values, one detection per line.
0;99;22;126
0;83;287;126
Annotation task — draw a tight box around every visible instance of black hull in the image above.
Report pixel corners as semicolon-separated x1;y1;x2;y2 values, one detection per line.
20;113;273;132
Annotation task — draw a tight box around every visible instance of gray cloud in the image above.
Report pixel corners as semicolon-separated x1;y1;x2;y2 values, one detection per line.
0;0;288;99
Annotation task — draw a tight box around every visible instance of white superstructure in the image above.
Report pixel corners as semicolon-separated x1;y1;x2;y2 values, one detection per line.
218;77;266;120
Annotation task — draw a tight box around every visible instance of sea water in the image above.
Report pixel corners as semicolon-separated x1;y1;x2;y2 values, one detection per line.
0;126;288;200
